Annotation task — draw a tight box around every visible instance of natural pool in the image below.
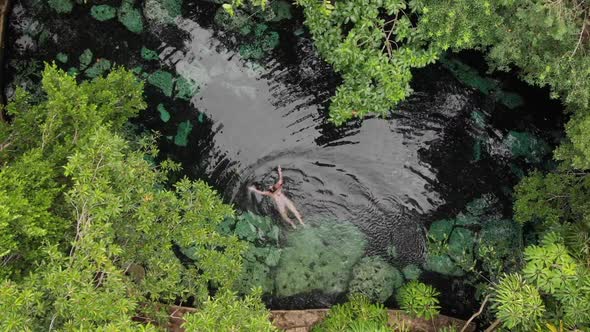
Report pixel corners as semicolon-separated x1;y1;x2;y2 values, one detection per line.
5;0;564;318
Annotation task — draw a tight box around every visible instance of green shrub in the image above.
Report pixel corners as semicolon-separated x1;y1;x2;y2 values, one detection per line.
182;289;278;332
492;274;545;330
397;281;440;320
311;294;389;332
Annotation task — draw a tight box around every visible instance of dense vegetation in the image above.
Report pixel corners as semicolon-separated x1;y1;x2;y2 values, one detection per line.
1;0;590;331
0;65;275;331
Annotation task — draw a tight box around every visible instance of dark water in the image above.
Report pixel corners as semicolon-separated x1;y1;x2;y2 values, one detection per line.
5;0;564;316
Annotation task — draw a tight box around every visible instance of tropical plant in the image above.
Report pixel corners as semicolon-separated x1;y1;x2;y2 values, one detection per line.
397;281;440;320
0;64;271;330
182;288;278;332
311;294;390;332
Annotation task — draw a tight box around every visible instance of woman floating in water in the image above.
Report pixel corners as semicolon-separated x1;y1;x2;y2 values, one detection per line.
248;165;305;229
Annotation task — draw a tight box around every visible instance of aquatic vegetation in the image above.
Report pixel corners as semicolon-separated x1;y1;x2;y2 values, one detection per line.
503;131;551;163
311;294;389;332
348;256;402;303
90;5;117;22
78;49;93;70
147;70;174;97
156;103;170;122
401;264;422;281
174;120;193;146
425;195;503;277
143;0;183;25
397;281;440;320
118;0;144;33
476;219;522;275
214;10;280;61
440;57;524;109
141;46;159;61
274;220;367;297
56;52;68;63
47;0;73;14
84;59;112;79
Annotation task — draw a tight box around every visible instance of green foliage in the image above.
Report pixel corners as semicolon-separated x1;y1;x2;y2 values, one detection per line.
0;64;257;329
295;0;438;125
492;274;545;330
182;289;278;332
397;281;440;320
275;220;367;297
348;256;402;303
118;0;144;33
90;5;117;21
312;294;389;332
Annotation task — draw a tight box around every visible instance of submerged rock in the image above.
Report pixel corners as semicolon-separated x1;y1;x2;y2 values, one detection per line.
147;70;174;97
118;0;144;33
348;256;402;303
143;0;182;25
47;0;73;14
91;5;117;22
275;220;367;297
174;120;193;146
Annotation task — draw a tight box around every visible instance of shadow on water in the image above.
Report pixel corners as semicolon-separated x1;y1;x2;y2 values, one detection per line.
5;0;564;316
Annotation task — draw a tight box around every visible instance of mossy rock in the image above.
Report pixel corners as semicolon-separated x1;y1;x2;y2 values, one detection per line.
55;53;68;63
275;220;367;297
147;70;175;97
48;0;73;14
84;59;111;78
428;219;454;242
78;49;93;70
143;0;182;25
157;104;170;122
141;47;160;61
447;227;475;267
175;76;199;101
503;131;550;163
348;256;402;303
423;254;464;277
91;5;117;21
118;0;144;33
174;120;193;146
